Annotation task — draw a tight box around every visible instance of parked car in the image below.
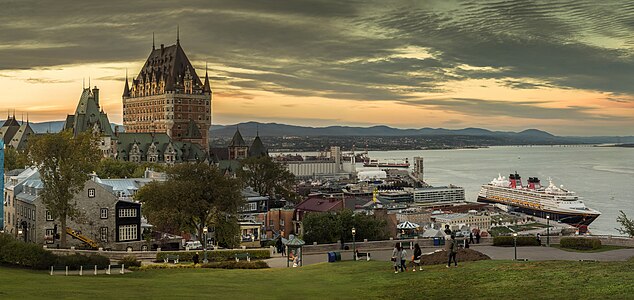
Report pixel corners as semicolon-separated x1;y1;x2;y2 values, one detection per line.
184;241;203;250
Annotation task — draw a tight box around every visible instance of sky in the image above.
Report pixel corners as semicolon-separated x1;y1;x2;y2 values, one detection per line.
1;0;634;136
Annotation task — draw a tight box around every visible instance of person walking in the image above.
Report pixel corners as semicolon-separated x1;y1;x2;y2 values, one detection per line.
391;243;403;273
447;234;458;268
469;232;474;244
536;233;541;246
400;245;408;272
444;225;452;236
192;252;200;265
475;231;481;244
413;243;422;272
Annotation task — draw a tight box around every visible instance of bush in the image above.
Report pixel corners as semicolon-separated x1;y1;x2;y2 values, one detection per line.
493;236;540;247
200;260;269;269
560;237;601;250
55;254;110;269
120;255;141;267
156;249;270;262
0;234;57;269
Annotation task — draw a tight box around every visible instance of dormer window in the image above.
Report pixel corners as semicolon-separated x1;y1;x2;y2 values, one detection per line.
88;188;96;198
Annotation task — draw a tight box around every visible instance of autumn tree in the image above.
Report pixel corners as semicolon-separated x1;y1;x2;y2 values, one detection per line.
238;156;299;203
27;131;101;247
136;163;244;246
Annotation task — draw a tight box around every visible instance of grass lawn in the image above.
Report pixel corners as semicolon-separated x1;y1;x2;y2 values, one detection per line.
1;259;634;299
551;244;631;253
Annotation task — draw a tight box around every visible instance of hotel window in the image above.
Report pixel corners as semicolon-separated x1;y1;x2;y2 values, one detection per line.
88;188;96;198
119;224;138;241
247;202;257;211
119;208;137;218
100;208;108;219
100;227;109;243
46;210;53;221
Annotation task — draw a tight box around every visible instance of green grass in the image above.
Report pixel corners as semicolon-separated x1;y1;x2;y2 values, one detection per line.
1;259;634;299
509;223;550;231
551;244;630;253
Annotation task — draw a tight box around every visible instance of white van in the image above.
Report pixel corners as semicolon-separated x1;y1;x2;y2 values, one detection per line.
184;241;203;250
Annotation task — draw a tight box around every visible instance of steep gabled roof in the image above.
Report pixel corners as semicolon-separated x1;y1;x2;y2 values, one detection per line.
9;122;34;149
228;128;247;147
134;43;203;92
248;135;268;157
64;87;114;137
0;117;21;144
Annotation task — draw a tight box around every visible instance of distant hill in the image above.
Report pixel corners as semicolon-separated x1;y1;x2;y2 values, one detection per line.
3;119;633;144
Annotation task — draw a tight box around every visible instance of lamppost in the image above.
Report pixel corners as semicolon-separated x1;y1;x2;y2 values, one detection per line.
546;215;550;247
351;227;356;261
513;233;518;260
203;226;208;263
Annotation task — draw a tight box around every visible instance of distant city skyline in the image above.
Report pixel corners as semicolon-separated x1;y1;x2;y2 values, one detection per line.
1;1;634;136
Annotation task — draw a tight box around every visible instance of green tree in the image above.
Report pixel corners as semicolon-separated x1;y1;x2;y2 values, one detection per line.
27;131;101;247
4;147;29;171
616;210;634;237
95;158;137;178
238;156;299;203
302;210;388;244
136;163;244;244
214;214;241;248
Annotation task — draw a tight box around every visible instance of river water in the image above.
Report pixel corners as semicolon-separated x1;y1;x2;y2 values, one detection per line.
363;146;634;235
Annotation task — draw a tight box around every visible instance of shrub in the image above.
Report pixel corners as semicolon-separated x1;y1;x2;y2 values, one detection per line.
560;237;601;250
120;255;142;267
493;236;540;247
0;234;56;269
55;254;110;269
200;260;269;269
156;249;270;262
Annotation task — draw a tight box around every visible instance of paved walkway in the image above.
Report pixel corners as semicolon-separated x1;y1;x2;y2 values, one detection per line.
264;245;634;268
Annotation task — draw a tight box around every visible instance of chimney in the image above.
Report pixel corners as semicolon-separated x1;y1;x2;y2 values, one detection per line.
114;125;119;137
92;86;100;107
161;44;164;53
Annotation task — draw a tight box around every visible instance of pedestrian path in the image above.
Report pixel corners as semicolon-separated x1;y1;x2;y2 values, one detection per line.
264;245;634;268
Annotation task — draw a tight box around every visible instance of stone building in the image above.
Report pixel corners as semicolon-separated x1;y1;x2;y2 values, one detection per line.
3;168;146;250
122;35;212;152
432;212;491;232
63;86;206;163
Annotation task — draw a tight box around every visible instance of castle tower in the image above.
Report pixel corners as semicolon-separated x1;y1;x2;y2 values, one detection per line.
122;33;212;152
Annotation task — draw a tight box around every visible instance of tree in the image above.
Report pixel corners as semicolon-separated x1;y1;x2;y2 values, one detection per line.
95;159;167;179
616;210;634;237
136;163;244;245
4;147;29;171
27;131;101;247
302;210;388;244
238;156;299;203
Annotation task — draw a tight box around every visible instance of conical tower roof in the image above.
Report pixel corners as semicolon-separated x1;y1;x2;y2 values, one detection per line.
229;127;247;147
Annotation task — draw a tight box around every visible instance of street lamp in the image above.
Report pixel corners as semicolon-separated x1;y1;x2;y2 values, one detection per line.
513;233;518;260
546;215;550;247
351;227;356;261
203;227;208;263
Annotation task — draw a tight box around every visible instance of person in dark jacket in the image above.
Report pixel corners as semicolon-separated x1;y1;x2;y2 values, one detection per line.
475;231;481;244
413;243;423;272
469;232;474;244
193;252;200;265
444;225;452;236
276;237;283;255
447;234;458;268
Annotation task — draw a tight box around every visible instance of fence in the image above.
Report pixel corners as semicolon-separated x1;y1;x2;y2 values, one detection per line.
49;264;125;276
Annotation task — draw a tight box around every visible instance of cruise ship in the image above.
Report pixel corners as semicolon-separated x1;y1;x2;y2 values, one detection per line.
477;173;601;230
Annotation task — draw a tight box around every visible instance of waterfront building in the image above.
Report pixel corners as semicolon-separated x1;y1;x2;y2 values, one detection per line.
409;185;465;205
281;146;352;180
433;212;491;232
122;35;212;152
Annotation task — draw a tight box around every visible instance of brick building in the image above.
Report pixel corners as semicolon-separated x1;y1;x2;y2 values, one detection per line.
122;35;212;152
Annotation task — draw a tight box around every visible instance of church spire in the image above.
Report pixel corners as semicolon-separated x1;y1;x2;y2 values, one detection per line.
176;25;180;45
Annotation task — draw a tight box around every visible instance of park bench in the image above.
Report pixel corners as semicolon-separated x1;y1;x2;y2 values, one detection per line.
356;252;371;261
164;254;180;264
235;253;251;262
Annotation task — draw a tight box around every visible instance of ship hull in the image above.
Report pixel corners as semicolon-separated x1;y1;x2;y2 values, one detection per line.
477;196;599;227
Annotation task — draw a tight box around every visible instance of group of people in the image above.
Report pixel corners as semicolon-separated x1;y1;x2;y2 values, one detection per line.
391;242;423;273
392;225;476;272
